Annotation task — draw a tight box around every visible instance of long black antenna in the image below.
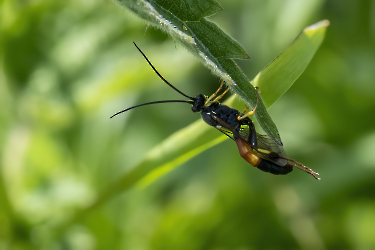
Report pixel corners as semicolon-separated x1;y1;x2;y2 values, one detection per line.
133;42;194;100
110;100;194;118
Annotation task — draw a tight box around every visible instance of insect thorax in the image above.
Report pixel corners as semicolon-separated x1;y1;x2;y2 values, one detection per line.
201;103;240;128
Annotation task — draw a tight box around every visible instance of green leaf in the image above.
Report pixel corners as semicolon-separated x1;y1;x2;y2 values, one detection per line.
253;20;330;108
116;0;282;146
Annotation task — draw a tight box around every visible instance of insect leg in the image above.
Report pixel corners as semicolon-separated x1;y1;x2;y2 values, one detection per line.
205;79;224;106
205;79;230;106
238;87;259;120
212;87;229;103
241;118;258;149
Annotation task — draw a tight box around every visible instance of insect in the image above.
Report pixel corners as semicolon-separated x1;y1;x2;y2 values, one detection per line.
111;42;320;180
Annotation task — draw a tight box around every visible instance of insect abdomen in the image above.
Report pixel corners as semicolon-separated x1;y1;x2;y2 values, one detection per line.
257;160;293;175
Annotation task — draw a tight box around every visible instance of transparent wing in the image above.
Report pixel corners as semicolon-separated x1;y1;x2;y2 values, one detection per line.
214;125;236;141
210;115;247;142
256;134;286;157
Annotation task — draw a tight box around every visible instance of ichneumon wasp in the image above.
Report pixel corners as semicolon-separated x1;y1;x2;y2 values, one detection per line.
111;42;320;180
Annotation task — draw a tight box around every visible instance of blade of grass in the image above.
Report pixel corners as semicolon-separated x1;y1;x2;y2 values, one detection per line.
253;20;330;108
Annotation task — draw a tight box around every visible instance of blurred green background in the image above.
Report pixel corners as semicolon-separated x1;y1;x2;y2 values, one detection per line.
1;0;375;249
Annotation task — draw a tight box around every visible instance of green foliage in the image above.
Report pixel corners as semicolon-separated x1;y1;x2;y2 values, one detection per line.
65;20;328;225
1;0;375;249
116;0;283;145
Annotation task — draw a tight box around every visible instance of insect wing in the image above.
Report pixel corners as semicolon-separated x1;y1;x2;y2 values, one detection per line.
211;115;249;143
212;121;236;140
256;134;286;157
252;148;288;167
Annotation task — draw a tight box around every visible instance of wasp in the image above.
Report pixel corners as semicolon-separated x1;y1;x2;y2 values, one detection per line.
111;42;320;180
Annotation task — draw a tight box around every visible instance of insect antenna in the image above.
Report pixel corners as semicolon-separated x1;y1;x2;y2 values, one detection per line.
110;100;194;118
133;42;194;100
111;43;198;118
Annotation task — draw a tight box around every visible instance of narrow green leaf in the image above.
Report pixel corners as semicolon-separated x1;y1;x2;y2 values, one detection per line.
253;20;330;108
